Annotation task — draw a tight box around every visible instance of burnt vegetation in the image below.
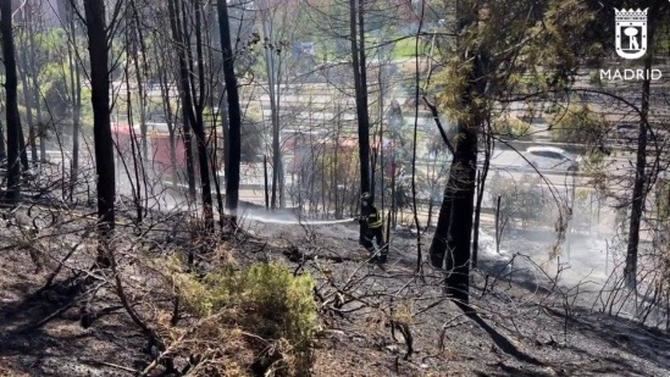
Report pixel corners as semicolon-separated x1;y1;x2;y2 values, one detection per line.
0;0;670;376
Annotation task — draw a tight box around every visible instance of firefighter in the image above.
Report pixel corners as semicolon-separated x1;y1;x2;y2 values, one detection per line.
359;192;387;263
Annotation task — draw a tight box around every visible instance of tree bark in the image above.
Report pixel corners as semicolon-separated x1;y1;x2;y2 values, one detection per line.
471;130;492;268
26;8;45;163
349;0;371;242
155;38;178;182
12;38;28;173
168;0;197;201
1;0;22;202
428;3;487;304
429;119;478;303
129;0;149;160
67;3;82;200
18;19;37;166
84;0;115;264
217;0;241;221
625;29;655;291
0;120;6;161
192;0;214;229
261;6;284;210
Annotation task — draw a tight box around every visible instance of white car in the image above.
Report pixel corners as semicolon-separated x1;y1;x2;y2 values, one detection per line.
524;146;579;172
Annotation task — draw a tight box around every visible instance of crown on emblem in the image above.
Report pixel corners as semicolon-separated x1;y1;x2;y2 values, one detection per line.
614;8;648;22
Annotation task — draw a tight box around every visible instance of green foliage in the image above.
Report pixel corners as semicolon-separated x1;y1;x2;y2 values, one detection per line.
492;115;531;138
175;262;318;375
432;55;476;123
550;104;606;144
430;0;599;127
582;148;604;170
392;38;428;59
521;0;601;89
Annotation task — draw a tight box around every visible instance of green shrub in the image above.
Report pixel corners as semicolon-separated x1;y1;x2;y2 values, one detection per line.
493;115;531;138
175;262;317;376
551;104;606;144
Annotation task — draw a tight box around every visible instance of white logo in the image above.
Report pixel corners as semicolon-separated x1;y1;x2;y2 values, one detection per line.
615;8;648;60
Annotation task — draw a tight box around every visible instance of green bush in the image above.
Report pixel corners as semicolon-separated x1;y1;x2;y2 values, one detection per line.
551;104;606;144
176;262;317;375
493;115;531;138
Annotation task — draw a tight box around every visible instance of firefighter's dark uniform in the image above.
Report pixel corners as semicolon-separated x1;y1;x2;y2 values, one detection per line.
361;206;387;262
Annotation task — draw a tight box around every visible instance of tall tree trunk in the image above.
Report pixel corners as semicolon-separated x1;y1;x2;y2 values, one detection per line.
261;9;283;210
625;31;655;291
0;120;6;161
378;62;385;215
168;0;196;200
217;0;241;221
129;0;149;160
192;0;214;229
18;26;37;166
26;10;45;163
429;69;484;305
428;3;487;304
429;119;478;303
67;3;82;200
123;33;144;223
333;107;341;217
17;116;28;171
349;0;371;242
1;0;22;202
356;0;370;191
410;0;426;272
84;0;115;265
155;39;178;181
390;156;397;227
471;130;492;268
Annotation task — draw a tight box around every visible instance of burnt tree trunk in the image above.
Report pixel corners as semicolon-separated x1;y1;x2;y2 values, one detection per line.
428;3;489;304
18;29;37;167
429;120;478;303
192;0;214;229
17;112;29;172
349;0;371;242
217;0;241;221
1;0;22;202
168;0;197;201
84;0;115;264
67;2;82;200
261;8;283;210
26;7;44;163
155;38;178;182
625;27;655;291
0;120;6;160
471;130;492;268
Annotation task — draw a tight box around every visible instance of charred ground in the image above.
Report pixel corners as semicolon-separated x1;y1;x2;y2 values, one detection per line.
0;206;667;377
